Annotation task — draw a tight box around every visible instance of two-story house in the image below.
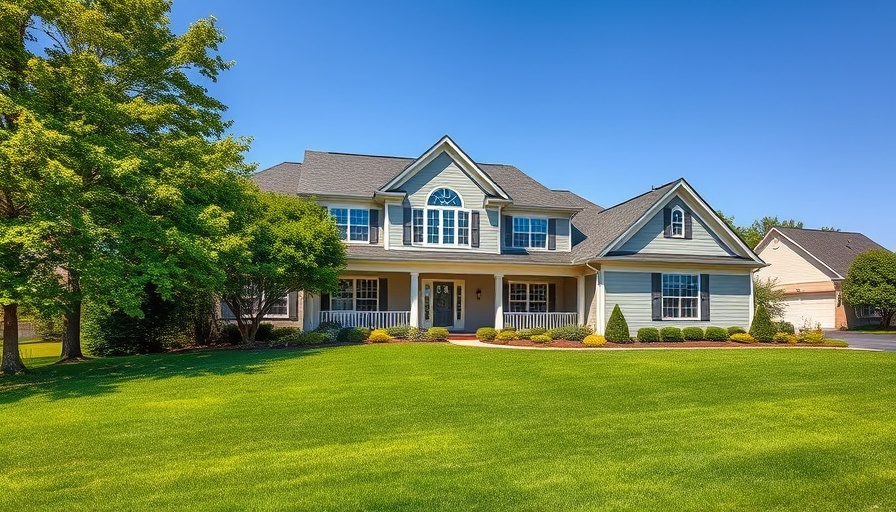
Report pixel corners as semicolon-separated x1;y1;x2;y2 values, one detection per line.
249;136;765;335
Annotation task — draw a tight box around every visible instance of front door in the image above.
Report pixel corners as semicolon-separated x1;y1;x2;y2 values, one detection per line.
433;281;454;327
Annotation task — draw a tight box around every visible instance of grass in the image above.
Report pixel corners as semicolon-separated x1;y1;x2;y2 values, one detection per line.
1;339;62;368
2;344;895;511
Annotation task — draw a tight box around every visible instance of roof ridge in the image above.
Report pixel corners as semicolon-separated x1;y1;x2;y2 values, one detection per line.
595;180;677;214
309;150;415;160
776;226;866;236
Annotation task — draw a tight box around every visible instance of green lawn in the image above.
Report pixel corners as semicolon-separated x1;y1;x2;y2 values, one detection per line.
5;339;63;368
1;344;895;511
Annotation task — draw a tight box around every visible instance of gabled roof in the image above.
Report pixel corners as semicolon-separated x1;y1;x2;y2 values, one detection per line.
759;227;888;279
251;162;302;195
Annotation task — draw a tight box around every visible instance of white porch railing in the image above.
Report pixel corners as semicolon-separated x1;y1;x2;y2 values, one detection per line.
318;311;410;329
503;312;578;330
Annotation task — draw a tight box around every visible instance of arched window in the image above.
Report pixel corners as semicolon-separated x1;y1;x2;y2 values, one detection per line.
427;188;462;207
671;207;684;237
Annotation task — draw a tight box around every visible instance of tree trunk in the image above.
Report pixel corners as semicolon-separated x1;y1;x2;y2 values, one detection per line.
61;300;84;360
883;310;895;328
1;303;27;374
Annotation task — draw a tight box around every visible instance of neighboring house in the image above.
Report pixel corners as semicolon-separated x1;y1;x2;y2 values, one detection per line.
243;135;765;334
754;227;890;329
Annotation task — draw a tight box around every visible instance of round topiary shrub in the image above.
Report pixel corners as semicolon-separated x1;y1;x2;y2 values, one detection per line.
426;327;450;341
368;329;391;343
297;331;327;345
547;325;592;341
682;327;704;341
776;321;795;335
337;327;371;343
406;327;428;341
496;329;519;342
730;332;756;343
660;327;684;342
704;326;729;342
386;324;412;339
583;334;607;347
727;326;746;336
637;327;660;342
475;327;498;341
749;305;776;343
516;329;534;340
530;334;552;344
605;305;631;343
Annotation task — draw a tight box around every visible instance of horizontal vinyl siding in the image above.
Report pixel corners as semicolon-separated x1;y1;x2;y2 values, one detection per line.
388;204;403;249
604;271;751;331
618;197;734;257
501;210;573;253
755;238;833;285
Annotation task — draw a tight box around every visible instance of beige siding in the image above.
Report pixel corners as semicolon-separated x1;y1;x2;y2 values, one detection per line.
617;197;734;256
755;238;834;285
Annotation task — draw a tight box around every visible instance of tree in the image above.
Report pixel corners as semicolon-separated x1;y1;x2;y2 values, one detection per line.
753;277;786;320
749;304;776;342
219;192;346;343
604;304;631;343
716;211;803;249
842;250;896;328
1;1;252;360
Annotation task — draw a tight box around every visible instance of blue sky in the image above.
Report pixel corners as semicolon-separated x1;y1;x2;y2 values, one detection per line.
170;0;895;249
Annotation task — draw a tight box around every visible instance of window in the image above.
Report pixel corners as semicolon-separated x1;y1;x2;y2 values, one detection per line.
329;207;369;242
512;217;547;248
412;209;424;243
509;283;549;312
428;188;462;207
442;209;455;244
662;274;699;319
332;278;378;311
671;207;684;238
239;288;288;318
856;305;880;318
420;188;470;247
267;295;288;317
458;211;469;245
427;209;439;244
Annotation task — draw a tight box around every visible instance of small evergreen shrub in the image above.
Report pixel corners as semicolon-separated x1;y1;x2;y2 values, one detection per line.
475;327;498;341
426;327;450;341
547;325;592;341
637;327;660;342
368;329;391;343
517;329;534;340
730;333;756;343
583;334;607;347
530;334;552;344
255;323;275;342
529;327;547;336
704;326;729;342
386;324;412;339
496;330;519;341
604;305;630;343
776;321;795;335
682;327;704;341
727;326;747;336
337;327;371;343
773;332;798;344
660;327;684;342
406;327;428;341
313;323;342;342
271;327;300;340
220;324;242;344
749;305;777;343
296;331;327;345
799;330;825;344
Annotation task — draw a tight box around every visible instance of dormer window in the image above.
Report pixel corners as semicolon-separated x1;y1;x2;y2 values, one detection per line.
671;207;684;238
418;188;469;247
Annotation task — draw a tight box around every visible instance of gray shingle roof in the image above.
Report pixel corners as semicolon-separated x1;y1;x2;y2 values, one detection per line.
251;162;302;195
775;227;888;277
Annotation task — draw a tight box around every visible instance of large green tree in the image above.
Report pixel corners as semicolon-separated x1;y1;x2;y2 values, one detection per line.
0;0;252;360
753;276;786;320
842;250;896;328
717;211;804;249
219;192;346;343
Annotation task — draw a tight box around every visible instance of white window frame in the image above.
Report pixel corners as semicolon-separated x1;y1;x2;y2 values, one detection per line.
328;206;370;243
670;206;685;238
855;305;880;318
239;289;289;319
332;277;379;312
511;216;548;250
508;282;550;313
421;188;470;248
661;273;700;320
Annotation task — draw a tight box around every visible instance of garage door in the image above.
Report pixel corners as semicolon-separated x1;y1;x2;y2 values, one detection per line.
781;292;836;330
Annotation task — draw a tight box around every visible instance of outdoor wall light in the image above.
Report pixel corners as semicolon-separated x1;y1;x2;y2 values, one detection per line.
476;288;482;300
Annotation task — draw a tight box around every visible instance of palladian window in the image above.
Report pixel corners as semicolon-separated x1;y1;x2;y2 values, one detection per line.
415;188;470;247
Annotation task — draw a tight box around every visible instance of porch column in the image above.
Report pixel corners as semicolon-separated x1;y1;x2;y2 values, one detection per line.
577;274;585;327
409;272;419;327
494;274;504;329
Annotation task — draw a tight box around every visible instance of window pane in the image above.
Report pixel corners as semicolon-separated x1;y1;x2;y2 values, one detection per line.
332;208;348;241
672;209;684;236
413;209;424;243
332;279;354;311
427;210;440;243
349;209;369;241
662;274;698;318
458;211;469;245
510;283;527;301
356;279;378;311
427;188;462;207
268;295;288;316
442;210;455;244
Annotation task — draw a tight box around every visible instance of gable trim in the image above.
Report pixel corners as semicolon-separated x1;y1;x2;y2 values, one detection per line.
756;228;843;280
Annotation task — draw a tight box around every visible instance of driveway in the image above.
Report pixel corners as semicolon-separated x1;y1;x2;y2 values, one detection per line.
826;330;896;352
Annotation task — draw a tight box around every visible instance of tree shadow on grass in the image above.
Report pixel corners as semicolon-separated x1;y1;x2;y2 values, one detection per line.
0;346;328;405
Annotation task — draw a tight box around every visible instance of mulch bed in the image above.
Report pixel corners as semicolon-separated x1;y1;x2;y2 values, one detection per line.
483;339;843;349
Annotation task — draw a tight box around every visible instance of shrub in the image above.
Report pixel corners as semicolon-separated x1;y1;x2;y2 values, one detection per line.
704;326;729;342
426;327;450;341
406;327;429;341
637;327;660;342
773;332;790;344
727;326;747;335
386;324;412;339
338;327;371;343
529;327;548;336
517;329;534;340
368;329;391;343
220;324;242;344
296;331;327;345
776;321;795;335
730;333;756;343
254;323;275;342
317;320;342;331
313;323;342;343
475;327;498;341
517;328;548;340
660;327;684;342
799;330;825;344
749;305;776;343
530;334;552;344
276;329;304;346
547;324;593;342
271;327;300;340
682;327;704;341
604;305;630;343
583;334;607;347
496;330;519;341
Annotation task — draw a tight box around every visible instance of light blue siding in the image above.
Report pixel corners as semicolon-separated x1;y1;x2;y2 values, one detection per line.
604;271;751;331
617;197;734;256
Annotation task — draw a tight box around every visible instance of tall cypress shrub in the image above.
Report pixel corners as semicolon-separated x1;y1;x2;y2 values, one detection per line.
605;305;631;343
749;304;776;343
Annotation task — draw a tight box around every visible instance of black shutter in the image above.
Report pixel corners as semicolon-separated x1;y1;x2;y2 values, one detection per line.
548;283;556;312
700;274;710;321
321;293;331;312
402;207;411;245
503;215;513;248
684;211;693;240
378;278;388;311
651;273;662;321
471;211;480;248
663;208;672;238
548;219;557;250
368;209;379;244
503;283;509;312
288;291;299;321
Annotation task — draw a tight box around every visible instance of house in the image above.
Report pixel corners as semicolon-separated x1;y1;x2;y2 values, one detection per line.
754;227;891;330
247;136;765;335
